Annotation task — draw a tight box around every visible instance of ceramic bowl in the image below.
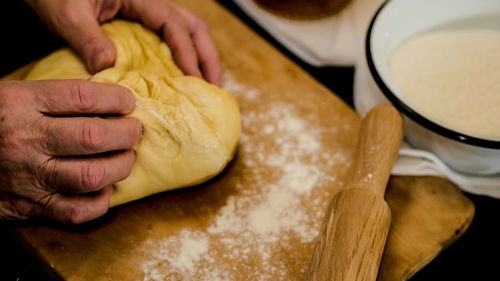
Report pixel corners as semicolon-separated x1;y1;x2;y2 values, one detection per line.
364;0;500;175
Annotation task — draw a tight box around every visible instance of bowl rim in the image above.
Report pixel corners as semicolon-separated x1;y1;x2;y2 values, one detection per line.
365;0;500;149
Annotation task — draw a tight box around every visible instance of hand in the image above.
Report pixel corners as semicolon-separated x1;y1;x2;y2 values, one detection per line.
26;0;222;86
0;80;142;224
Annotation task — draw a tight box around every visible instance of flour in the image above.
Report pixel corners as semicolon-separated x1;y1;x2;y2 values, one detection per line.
140;72;349;280
142;231;213;281
389;29;500;140
175;233;209;270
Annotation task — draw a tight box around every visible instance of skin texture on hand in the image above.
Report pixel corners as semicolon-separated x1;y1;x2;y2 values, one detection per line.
0;0;221;224
0;80;142;224
25;0;222;86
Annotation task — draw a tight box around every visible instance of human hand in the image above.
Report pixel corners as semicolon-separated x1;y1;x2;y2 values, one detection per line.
26;0;222;86
0;80;142;224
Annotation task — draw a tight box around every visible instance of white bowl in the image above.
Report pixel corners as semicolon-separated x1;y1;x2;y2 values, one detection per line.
365;0;500;175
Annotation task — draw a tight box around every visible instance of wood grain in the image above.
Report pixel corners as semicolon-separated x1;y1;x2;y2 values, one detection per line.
380;176;474;281
2;0;474;280
306;105;403;281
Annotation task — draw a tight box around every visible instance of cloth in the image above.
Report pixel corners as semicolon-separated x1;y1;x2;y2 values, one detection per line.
232;0;500;198
232;0;385;66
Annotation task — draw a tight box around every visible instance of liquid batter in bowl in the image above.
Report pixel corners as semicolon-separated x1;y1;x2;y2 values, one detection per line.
389;29;500;141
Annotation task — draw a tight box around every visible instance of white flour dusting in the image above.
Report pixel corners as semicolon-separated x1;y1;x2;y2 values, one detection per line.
140;72;349;280
142;231;210;281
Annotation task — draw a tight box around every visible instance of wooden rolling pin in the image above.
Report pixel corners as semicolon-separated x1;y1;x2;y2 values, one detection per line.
306;105;404;281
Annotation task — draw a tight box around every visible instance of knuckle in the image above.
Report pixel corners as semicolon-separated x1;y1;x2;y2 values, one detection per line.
81;119;107;151
32;193;55;218
97;1;121;23
31;117;52;154
194;18;209;31
37;157;56;190
57;2;80;26
80;160;105;190
167;10;189;29
0;81;29;109
0;80;18;94
0;130;16;152
0;197;33;220
73;82;98;112
1;128;30;157
68;205;90;225
0;82;14;105
39;157;64;194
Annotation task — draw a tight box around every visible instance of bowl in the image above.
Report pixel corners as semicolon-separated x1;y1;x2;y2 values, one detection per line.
363;0;500;175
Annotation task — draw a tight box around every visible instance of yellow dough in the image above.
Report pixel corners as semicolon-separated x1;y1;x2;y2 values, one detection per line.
25;20;241;206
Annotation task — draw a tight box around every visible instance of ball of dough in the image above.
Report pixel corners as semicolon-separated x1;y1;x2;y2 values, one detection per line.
25;20;241;206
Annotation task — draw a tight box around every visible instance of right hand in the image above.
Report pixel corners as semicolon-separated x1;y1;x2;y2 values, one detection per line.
0;80;142;224
26;0;222;86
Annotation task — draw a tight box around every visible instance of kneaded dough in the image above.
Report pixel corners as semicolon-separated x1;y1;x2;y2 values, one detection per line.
26;20;241;206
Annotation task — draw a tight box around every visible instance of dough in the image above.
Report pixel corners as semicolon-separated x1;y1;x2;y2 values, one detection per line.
26;20;241;206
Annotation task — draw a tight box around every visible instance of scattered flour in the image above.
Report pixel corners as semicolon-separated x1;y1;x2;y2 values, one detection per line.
140;72;349;280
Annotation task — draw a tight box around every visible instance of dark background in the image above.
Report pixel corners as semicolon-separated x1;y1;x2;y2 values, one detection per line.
0;1;499;280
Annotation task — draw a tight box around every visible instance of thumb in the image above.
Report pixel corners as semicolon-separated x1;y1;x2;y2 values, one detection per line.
27;0;116;74
58;11;116;74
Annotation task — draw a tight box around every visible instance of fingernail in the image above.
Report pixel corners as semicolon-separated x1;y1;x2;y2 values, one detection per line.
90;49;111;73
125;89;135;111
137;120;143;138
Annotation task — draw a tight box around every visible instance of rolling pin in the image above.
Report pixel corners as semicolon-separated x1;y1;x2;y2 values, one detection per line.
306;105;403;281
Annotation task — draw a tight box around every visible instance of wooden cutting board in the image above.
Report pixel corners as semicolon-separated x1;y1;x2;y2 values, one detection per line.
3;0;474;280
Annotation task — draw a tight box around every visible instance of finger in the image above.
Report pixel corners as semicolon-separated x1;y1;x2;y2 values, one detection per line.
121;0;202;78
169;3;222;86
40;150;135;194
37;116;142;156
38;186;113;224
191;29;222;86
32;80;135;116
54;1;116;74
163;19;203;79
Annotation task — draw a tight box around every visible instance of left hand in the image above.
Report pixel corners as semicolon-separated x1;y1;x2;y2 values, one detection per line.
26;0;222;86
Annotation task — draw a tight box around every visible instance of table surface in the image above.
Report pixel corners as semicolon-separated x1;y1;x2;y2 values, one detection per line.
0;1;499;281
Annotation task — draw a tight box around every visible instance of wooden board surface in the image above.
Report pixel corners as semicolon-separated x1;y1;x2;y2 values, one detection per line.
4;0;474;280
